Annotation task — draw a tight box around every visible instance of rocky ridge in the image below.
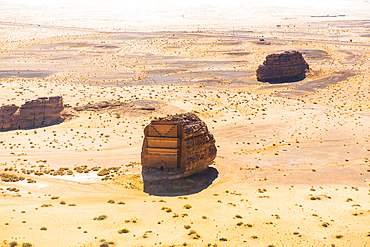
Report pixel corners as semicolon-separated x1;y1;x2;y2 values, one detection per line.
256;51;309;82
0;96;64;131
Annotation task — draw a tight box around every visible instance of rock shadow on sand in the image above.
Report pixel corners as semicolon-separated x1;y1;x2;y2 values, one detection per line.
143;167;219;196
263;74;307;84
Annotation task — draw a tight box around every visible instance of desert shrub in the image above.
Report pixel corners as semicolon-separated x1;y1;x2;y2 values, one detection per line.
0;173;25;182
51;196;60;200
193;234;201;239
183;204;192;209
97;215;108;221
101;176;113;181
117;201;125;205
98;169;110;176
335;234;343;239
22;243;32;247
236;221;243;226
109;167;120;173
118;228;129;234
60;201;66;205
40;227;47;230
7;187;20;192
52;167;70;176
235;214;242;219
107;199;115;204
184;225;191;229
68;203;76;206
161;206;172;213
41;204;52;207
219;237;227;241
9;241;18;247
322;222;330;227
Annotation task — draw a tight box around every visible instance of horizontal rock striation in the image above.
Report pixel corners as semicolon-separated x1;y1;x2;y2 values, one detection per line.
0;96;64;131
256;51;309;82
141;113;217;181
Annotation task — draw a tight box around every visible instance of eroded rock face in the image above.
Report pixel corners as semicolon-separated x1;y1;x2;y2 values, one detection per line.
141;113;217;180
0;96;64;130
256;51;309;82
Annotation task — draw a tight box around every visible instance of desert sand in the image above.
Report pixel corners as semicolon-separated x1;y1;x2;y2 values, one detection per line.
0;18;370;247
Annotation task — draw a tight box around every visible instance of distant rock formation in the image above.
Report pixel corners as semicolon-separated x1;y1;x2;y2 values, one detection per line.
256;51;309;82
0;96;64;131
141;112;217;181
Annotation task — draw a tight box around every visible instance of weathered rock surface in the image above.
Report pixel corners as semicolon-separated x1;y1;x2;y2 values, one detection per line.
256;51;309;82
0;96;64;130
74;99;184;117
141;113;217;181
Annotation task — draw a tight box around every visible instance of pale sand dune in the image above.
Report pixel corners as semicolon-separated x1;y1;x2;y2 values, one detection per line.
0;19;370;247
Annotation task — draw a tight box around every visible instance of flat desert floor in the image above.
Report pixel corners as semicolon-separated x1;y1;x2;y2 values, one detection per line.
1;21;370;247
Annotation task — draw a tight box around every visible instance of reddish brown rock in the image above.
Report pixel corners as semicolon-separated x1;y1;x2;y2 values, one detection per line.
0;96;64;131
256;51;309;82
141;112;217;181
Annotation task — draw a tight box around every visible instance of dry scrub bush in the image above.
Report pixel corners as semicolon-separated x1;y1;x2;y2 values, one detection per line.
118;228;129;234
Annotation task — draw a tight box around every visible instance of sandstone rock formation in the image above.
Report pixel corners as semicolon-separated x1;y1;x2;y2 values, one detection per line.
256;51;309;82
141;113;217;181
0;96;64;131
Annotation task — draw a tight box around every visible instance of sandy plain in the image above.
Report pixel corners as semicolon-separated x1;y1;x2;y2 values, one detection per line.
0;20;370;247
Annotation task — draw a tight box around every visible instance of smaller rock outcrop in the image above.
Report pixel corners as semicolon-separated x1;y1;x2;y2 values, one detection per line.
256;51;309;82
0;96;64;131
141;113;217;181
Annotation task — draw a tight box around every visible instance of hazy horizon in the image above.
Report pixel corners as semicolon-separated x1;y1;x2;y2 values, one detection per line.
0;0;369;31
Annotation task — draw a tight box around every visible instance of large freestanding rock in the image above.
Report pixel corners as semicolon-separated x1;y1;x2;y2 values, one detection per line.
256;51;309;82
141;113;217;181
0;96;64;130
